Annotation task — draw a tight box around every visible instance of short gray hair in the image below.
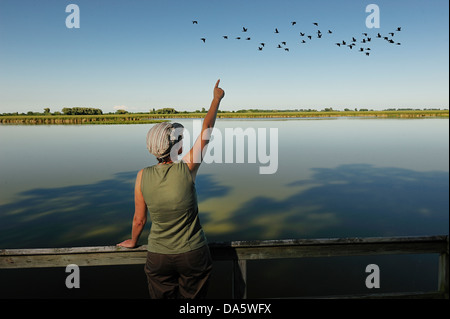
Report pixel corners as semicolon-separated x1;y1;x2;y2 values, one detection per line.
146;122;184;159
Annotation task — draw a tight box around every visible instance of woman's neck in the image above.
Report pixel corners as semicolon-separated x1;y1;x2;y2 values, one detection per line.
158;160;173;165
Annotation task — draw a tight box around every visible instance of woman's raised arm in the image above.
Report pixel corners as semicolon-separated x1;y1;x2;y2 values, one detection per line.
183;79;225;180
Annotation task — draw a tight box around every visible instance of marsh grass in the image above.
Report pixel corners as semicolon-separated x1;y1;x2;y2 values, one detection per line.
0;110;448;125
0;114;168;125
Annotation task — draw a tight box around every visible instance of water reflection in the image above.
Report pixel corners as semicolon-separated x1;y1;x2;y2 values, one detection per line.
2;163;446;249
0;172;231;249
214;164;449;241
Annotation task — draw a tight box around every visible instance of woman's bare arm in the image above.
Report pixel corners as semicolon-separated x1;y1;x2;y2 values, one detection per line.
183;79;225;181
117;169;147;248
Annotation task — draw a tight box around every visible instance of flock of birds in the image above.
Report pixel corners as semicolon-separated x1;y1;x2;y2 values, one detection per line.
193;20;402;56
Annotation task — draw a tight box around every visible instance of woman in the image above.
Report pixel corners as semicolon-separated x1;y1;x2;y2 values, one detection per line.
117;79;225;299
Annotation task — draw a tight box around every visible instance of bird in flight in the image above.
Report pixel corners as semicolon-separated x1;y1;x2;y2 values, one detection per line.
291;22;296;26
300;32;305;36
275;28;279;33
246;37;251;40
397;27;402;31
192;20;198;24
223;36;228;39
200;38;206;43
313;22;318;26
242;27;248;32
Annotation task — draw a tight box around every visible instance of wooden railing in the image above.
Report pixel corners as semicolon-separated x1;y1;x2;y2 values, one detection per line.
1;235;448;299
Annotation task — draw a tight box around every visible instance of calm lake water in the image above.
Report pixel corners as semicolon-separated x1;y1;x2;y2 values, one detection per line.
0;118;448;298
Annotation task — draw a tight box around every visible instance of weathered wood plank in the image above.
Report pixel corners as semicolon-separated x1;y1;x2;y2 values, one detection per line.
0;245;148;269
226;235;448;248
0;251;148;269
1;236;448;269
210;236;448;261
0;245;148;256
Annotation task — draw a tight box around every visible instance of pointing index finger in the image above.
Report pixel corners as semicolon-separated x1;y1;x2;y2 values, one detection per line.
215;79;220;88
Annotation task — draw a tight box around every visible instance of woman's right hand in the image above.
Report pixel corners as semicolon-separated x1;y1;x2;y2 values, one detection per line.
117;239;137;248
213;79;225;101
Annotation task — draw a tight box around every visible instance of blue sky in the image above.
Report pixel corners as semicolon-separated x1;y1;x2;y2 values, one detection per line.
0;0;448;113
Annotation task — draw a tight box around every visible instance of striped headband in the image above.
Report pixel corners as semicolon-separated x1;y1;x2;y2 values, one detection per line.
146;122;184;159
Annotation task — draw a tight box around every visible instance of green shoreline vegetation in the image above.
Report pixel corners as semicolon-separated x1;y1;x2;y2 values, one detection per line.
0;107;448;125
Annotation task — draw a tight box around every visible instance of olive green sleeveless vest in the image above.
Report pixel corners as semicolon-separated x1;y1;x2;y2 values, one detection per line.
141;161;207;254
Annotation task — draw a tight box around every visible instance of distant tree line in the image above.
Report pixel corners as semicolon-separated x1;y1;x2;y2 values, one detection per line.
61;107;103;115
0;107;103;116
149;108;179;114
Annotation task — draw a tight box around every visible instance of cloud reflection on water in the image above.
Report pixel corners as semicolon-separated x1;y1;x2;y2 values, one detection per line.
203;164;449;241
0;172;231;248
0;164;448;250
